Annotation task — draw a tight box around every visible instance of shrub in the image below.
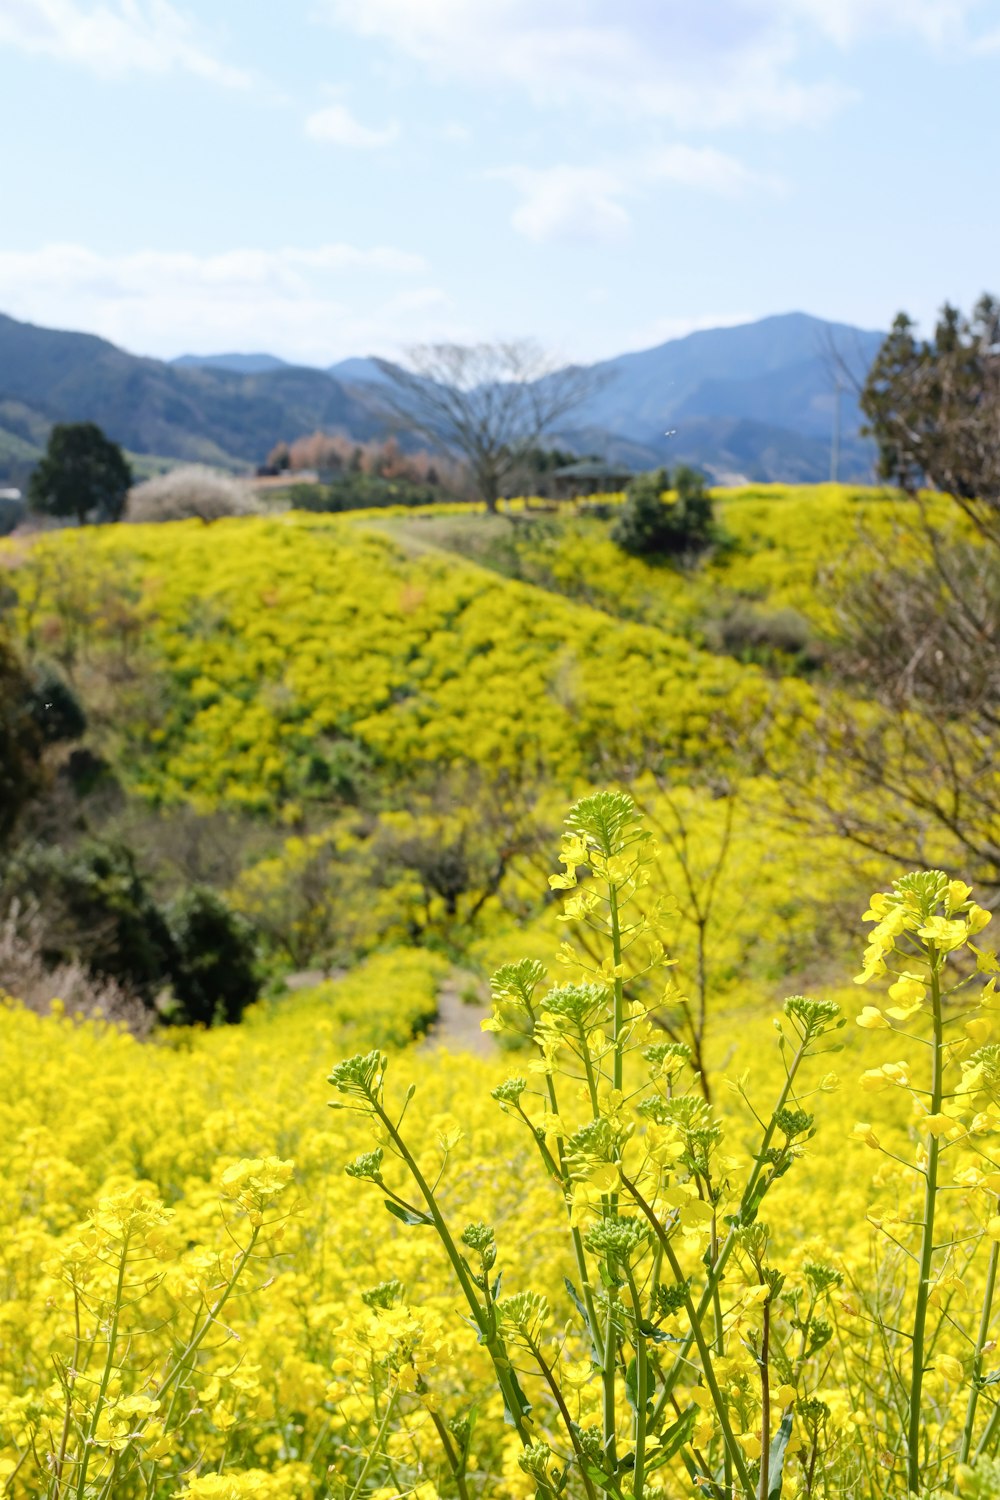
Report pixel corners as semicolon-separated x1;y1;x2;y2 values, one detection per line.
0;633;45;844
167;886;260;1026
706;601;820;667
26;664;87;743
289;473;439;512
16;840;178;1005
125;465;257;523
611;463;716;558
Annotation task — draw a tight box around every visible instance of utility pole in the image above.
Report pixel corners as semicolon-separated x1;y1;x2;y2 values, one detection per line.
830;377;842;484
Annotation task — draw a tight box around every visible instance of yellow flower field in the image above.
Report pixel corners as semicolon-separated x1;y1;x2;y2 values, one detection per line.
2;488;997;1498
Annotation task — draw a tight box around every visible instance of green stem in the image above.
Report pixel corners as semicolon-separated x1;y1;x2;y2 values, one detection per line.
602;1285;619;1472
624;1265;649;1500
531;1010;608;1371
654;1036;810;1421
609;882;624;1094
622;1172;755;1499
757;1296;771;1500
159;1226;260;1411
710;1215;733;1500
428;1409;471;1500
74;1230;130;1500
519;1084;608;1408
907;952;944;1496
345;1384;399;1500
976;1398;1000;1463
525;1335;600;1500
964;1225;1000;1463
372;1099;546;1473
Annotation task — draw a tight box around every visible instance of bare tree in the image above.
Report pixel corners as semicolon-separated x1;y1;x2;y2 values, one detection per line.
373;341;600;513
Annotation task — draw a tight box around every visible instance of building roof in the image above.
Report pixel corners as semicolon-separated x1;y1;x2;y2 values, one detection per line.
552;460;633;479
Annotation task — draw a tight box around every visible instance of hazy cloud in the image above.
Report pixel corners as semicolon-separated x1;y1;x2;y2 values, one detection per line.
495;146;782;244
0;0;251;85
304;102;399;148
494;166;632;244
321;0;989;127
0;242;437;363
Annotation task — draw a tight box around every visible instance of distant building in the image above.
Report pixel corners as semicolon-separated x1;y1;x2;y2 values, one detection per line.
551;461;633;498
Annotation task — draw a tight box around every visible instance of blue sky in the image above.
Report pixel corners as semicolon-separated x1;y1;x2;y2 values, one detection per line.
2;0;998;365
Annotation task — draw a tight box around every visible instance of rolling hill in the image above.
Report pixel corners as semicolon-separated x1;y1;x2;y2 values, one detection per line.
0;314;381;479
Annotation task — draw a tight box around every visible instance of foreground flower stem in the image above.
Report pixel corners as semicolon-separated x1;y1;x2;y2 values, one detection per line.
964;1222;1000;1463
907;951;944;1496
652;1032;811;1427
609;878;624;1095
74;1229;131;1500
623;1263;649;1498
371;1098;548;1478
346;1384;399;1500
757;1296;771;1500
622;1171;755;1500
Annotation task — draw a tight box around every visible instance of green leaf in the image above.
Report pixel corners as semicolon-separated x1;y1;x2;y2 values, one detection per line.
382;1199;429;1227
625;1356;638;1412
564;1276;589;1324
647;1408;696;1472
501;1367;533;1428
768;1411;794;1500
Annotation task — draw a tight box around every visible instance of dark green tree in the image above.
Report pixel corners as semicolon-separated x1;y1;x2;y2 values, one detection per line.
28;422;133;525
611;465;715;559
861;295;1000;541
168;887;260;1026
20;840;179;1003
0;635;45;847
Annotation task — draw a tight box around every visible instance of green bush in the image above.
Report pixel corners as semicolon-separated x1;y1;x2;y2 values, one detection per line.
290;474;439;512
167;886;260;1026
19;841;178;1005
27;666;87;743
11;843;259;1025
611;464;716;559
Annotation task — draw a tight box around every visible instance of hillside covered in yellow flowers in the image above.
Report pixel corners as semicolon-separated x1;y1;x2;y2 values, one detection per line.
3;483;999;1500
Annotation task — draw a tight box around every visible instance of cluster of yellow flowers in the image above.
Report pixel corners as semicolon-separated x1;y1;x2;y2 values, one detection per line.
4;819;1000;1497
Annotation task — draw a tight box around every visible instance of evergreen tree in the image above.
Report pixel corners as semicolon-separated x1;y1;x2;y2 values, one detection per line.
29;422;133;525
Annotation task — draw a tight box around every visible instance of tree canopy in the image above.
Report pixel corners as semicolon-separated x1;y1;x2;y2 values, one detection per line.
861;294;1000;541
28;421;133;525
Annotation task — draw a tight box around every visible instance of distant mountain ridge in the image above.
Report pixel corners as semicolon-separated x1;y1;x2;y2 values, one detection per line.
172;352;291;374
0;310;884;486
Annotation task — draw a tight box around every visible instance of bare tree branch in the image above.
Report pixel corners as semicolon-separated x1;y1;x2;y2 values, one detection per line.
372;341;604;512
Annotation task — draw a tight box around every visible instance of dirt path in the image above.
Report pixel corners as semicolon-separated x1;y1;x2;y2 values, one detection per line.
420;971;497;1059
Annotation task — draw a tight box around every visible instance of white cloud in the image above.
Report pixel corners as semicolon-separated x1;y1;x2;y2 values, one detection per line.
319;0;834;128
321;0;989;127
642;144;784;196
0;242;441;363
0;0;250;84
494;165;632;244
304;102;399;148
495;146;782;244
776;0;975;47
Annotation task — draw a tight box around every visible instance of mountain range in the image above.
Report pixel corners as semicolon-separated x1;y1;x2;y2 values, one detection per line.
0;310;884;490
